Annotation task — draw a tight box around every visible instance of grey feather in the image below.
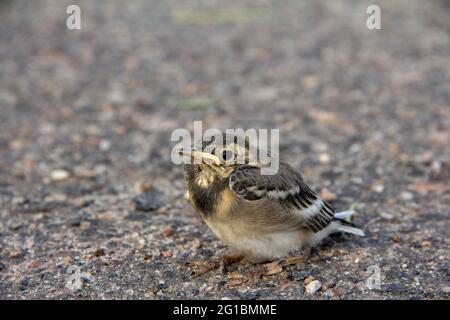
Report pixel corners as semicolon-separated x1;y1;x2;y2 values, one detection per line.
229;163;337;233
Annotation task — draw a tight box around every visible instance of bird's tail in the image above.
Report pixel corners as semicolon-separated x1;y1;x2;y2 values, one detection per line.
336;224;365;237
334;210;365;236
334;210;356;220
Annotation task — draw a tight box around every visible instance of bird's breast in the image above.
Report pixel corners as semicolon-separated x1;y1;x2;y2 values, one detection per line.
188;176;230;217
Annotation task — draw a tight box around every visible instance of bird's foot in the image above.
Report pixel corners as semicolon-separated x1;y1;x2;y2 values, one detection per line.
190;254;242;277
227;261;283;286
279;247;311;267
228;248;311;285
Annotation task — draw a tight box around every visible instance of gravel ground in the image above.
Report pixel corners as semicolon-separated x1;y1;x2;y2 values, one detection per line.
0;0;449;299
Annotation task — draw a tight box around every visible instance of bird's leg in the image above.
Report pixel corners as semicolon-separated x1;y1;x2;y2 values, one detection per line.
239;247;312;280
279;247;311;267
190;254;242;277
244;261;282;279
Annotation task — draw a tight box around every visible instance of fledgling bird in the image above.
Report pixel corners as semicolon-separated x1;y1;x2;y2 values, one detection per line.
179;133;364;274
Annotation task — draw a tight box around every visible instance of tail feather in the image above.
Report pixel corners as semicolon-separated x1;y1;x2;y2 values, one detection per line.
334;210;356;220
336;225;365;237
334;210;365;236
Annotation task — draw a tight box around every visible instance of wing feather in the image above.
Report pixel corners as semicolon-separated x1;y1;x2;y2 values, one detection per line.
229;163;336;233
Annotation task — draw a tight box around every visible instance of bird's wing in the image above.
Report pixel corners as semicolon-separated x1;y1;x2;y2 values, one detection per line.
229;163;335;233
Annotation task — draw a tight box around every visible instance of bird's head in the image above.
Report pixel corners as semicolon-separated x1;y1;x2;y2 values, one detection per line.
178;133;260;184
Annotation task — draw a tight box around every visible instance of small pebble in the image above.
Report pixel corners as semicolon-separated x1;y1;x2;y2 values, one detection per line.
191;239;202;249
152;249;161;257
304;275;315;284
134;191;161;211
288;271;310;281
318;153;330;165
99;139;111;151
305;280;322;294
421;241;431;247
50;169;70;182
9;251;22;259
138;238;146;249
372;184;384;193
93;248;106;257
400;191;414;201
380;212;394;220
162;251;172;258
163;225;173;237
140;182;154;193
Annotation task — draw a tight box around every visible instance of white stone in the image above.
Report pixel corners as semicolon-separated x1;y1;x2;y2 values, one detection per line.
400;191;414;201
305;280;322;294
50;169;70;181
372;184;384;193
318;153;330;165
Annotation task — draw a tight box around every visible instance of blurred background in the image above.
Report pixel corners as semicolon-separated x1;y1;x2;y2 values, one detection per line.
0;0;448;299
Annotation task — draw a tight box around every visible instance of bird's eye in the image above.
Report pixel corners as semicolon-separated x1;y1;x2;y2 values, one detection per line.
222;150;234;161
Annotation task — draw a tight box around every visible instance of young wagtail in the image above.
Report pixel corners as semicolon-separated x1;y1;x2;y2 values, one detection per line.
178;133;364;276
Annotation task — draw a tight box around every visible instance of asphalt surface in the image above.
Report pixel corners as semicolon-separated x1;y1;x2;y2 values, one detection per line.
0;0;449;299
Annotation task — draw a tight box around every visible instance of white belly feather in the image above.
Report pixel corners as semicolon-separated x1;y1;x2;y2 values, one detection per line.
204;217;340;262
205;219;306;262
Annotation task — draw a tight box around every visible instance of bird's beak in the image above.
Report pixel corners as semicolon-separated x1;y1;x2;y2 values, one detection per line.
177;148;221;166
